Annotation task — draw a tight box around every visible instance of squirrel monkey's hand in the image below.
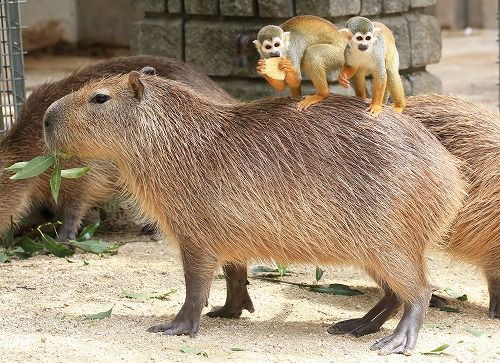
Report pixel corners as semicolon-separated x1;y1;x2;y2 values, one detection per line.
256;59;267;76
279;58;300;88
338;71;350;88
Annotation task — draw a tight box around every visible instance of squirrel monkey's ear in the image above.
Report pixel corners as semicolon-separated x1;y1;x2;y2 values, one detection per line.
128;71;145;100
339;28;353;41
282;31;291;48
252;39;261;50
373;27;382;36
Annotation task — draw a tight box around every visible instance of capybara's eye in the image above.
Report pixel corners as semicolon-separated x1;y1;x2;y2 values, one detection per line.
91;93;111;104
356;36;363;41
265;44;272;50
366;36;371;41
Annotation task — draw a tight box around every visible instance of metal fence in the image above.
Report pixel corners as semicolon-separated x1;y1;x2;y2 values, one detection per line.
0;0;24;133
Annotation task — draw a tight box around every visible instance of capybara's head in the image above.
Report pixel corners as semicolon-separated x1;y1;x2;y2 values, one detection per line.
44;71;156;160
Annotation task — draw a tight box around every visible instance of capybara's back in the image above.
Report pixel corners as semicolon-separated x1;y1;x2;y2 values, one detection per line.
405;94;500;318
0;55;235;240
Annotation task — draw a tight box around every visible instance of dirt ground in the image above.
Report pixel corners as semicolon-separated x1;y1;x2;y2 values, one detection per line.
1;31;498;362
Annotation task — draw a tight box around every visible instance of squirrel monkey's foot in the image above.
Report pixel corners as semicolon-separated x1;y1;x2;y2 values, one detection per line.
392;104;404;113
368;103;383;117
338;72;350;88
297;94;328;111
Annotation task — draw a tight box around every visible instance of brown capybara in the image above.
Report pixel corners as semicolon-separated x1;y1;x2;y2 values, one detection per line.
405;94;500;318
0;55;234;241
43;72;465;354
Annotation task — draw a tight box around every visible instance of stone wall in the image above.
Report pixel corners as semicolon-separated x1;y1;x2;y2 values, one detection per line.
131;0;442;100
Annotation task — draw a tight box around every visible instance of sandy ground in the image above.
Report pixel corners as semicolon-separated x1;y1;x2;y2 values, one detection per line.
1;31;498;362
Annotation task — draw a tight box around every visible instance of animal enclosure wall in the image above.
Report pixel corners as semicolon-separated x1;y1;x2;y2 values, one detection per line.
131;0;442;100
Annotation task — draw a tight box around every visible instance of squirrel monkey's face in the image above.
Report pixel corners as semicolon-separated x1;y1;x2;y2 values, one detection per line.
351;32;375;52
253;28;290;59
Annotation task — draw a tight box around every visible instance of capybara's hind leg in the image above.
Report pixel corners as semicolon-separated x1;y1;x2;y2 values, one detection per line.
370;286;431;355
206;263;255;318
487;274;500;318
148;245;218;336
328;289;401;337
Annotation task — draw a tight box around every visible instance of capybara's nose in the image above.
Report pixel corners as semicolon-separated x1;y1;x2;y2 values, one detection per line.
43;102;59;137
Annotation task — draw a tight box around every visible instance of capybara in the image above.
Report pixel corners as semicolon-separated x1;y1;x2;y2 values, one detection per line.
405;94;500;318
43;72;465;354
0;55;234;241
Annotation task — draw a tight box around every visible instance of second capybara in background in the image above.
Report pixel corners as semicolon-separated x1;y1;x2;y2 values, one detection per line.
43;72;465;354
405;94;500;318
0;55;235;241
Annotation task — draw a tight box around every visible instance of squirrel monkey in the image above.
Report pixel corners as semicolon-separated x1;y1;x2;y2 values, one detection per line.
253;15;346;110
338;16;405;117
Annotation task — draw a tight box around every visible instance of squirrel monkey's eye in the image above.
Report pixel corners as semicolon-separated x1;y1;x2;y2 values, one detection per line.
356;36;363;41
265;44;272;50
91;93;111;104
274;42;280;47
365;36;371;41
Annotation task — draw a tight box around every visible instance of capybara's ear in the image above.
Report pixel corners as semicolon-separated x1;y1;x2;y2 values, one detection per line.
140;66;156;76
128;71;144;100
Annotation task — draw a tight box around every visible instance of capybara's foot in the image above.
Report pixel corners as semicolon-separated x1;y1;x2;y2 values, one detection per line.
207;263;255;318
370;294;429;355
148;318;199;337
297;94;327;111
487;275;500;318
429;293;448;308
328;291;401;337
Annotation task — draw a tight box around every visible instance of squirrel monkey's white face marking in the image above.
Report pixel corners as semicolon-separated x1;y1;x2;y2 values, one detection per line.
253;27;290;59
351;31;376;52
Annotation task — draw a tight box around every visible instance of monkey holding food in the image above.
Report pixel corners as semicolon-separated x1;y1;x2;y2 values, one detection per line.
253;15;346;110
338;16;405;117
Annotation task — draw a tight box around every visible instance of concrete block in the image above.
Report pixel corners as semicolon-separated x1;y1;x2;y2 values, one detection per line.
220;0;255;16
185;19;268;77
185;0;218;14
296;0;361;17
406;70;442;94
405;14;441;67
130;17;183;59
132;0;167;13
361;0;382;15
382;0;410;13
410;0;436;8
168;0;182;13
258;0;295;18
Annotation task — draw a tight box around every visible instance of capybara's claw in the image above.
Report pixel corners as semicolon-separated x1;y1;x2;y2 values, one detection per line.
429;293;449;308
370;330;415;356
148;320;199;337
328;318;382;337
206;298;255;319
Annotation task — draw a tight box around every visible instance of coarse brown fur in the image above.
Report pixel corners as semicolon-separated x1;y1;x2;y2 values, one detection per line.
405;94;500;318
44;73;465;354
0;55;234;240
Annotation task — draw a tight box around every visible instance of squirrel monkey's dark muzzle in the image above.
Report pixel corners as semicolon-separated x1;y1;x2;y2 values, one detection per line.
358;44;369;51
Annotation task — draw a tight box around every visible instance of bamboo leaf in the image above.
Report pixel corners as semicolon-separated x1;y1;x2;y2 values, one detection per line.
18;237;44;254
180;346;208;357
315;266;325;282
424;343;450;354
50;163;62;203
40;233;73;257
61;167;90;179
85;306;113;320
439;306;460;313
76;219;101;241
5;161;27;172
309;283;364;296
70;239;117;255
10;155;56;180
123;289;176;300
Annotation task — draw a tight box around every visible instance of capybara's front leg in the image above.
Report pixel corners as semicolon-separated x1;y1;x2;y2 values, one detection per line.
148;246;218;336
370;286;431;355
487;273;500;318
328;289;401;337
207;263;255;318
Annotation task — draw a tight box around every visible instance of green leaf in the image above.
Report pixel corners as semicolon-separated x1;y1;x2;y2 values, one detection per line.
5;161;27;172
40;233;73;258
76;219;101;241
70;239;117;255
309;283;364;296
439;306;460;313
83;260;89;266
60;167;90;179
315;266;324;282
230;347;245;351
11;246;30;259
50;163;62;203
85;306;113;320
180;346;208;357
466;327;487;337
10;155;56;180
123;289;176;300
424;343;450;354
444;287;467;301
2;228;14;246
0;250;10;263
276;262;288;277
18;237;44;254
65;258;75;263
